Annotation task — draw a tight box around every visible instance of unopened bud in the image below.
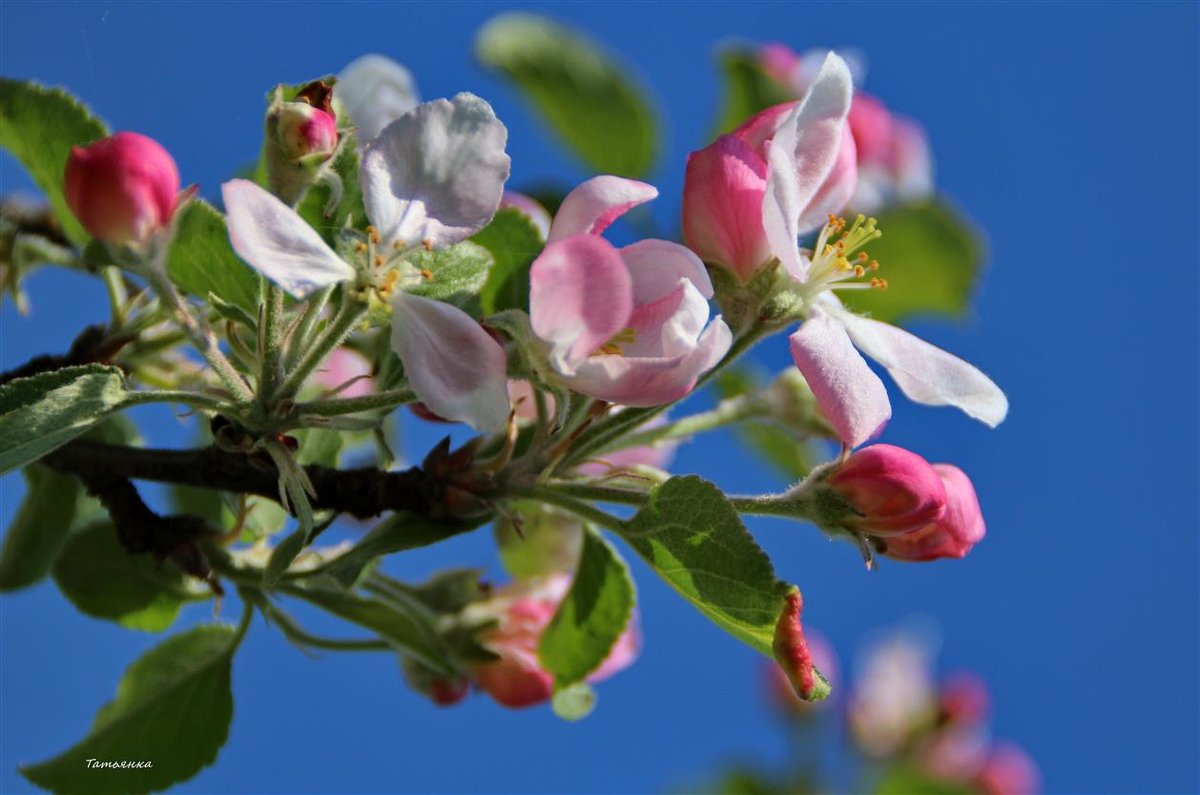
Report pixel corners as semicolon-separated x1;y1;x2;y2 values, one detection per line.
828;444;946;537
64;132;181;246
879;464;986;561
276;101;338;161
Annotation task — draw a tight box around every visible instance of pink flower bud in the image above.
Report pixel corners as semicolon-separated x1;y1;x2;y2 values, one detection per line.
682;134;771;280
277;102;338;161
977;742;1040;795
772;589;831;702
938;671;991;725
470;574;640;709
64;132;180;246
880;464;986;561
426;676;471;706
829;444;947;537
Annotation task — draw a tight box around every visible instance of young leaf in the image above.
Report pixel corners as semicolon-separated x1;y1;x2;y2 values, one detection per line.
0;466;84;591
262;528;306;589
52;522;210;632
21;624;241;795
284;583;457;676
839;200;984;324
714;48;793;135
0;364;128;475
472;207;543;314
166;199;260;313
0;79;109;246
406;241;493;313
538;526;635;687
476;13;660;177
621;475;790;657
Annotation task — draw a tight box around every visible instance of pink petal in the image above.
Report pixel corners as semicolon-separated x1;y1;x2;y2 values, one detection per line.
568;317;732;406
682;134;771;280
782;53;855;232
222;179;355;299
734;103;793;154
390;292;510;432
796;125;858;232
788;310;890;448
529;235;633;374
624;281;710;359
834;310;1008;427
546;176;658;243
618;238;713;304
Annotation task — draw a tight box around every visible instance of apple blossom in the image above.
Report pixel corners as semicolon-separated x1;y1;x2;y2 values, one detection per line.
879;463;987;561
829;444;947;537
529;176;732;406
977;742;1041;795
222;93;512;430
64;132;181;247
314;347;374;399
335;54;420;143
464;573;640;708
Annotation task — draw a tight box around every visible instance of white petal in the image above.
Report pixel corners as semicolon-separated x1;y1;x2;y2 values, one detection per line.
390;292;510;432
361;93;511;251
336;54;420;143
618;238;713;303
834;309;1008;427
221;179;355;299
546;176;658;243
763;137;807;282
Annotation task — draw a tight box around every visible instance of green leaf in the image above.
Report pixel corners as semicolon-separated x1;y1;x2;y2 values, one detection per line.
622;475;789;657
323;512;485;589
165;199;260;312
52;522;209;632
292;426;344;467
839;200;984;324
284;583;456;675
0;466;84;591
295;132;367;244
476;13;659;177
21;624;240;795
263;528;306;589
406;241;493;313
0;79;109;246
539;526;635;686
714;48;793;135
495;502;584;580
0;364;128;475
875;766;976;795
472;207;543;314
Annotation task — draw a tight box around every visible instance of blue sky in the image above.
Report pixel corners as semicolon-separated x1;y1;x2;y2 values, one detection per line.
1;2;1197;793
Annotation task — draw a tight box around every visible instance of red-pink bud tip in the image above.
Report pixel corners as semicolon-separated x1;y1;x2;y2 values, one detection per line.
830;444;947;537
879;463;987;562
278;103;338;160
771;589;831;702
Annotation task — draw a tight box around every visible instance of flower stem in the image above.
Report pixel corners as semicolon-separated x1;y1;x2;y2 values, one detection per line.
259;281;286;403
285;285;333;371
294;388;415;417
508;484;631;533
600;394;763;453
277;296;367;399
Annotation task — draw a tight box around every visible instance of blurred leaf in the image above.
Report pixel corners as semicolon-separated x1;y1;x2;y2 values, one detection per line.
0;466;84;591
21;624;239;795
551;681;596;721
622;476;790;657
0;79;109;246
295;132;367;244
875;766;976;795
53;522;210;632
0;364;128;475
739;422;822;481
292;426;344;467
539;527;635;686
495;502;583;580
166;199;260;312
406;241;492;314
840;199;984;324
472;208;543;314
324;512;486;589
263;528;306;589
476;13;659;177
714;48;792;135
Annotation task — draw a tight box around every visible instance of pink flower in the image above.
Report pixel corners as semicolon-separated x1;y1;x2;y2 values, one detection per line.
830;444;948;537
939;671;991;725
682;65;857;280
848;630;937;757
64;132;181;246
469;574;639;708
879;464;987;561
276;102;338;160
314;347;373;398
977;742;1041;795
530;176;732;406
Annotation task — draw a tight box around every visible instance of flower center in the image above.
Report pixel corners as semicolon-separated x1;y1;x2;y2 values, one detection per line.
594;327;637;356
354;225;431;299
803;214;889;299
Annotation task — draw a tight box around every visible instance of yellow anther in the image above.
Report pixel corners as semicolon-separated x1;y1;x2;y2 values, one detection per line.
355;242;368;253
869;260;880;271
367;226;380;245
854;265;866;278
420;268;434;280
373;255;384;268
422;239;434;251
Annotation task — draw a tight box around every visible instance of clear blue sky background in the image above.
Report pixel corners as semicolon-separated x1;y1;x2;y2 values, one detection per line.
1;2;1197;793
